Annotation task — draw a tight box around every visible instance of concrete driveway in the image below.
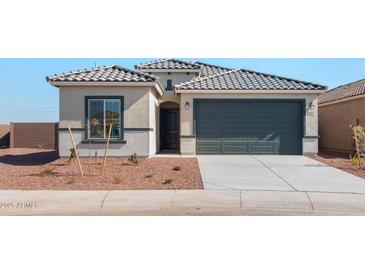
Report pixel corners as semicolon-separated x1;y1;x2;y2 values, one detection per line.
198;155;365;194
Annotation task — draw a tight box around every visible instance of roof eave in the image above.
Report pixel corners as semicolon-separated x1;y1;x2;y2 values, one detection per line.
174;89;327;94
319;93;365;107
153;82;164;96
49;80;164;96
49;81;159;88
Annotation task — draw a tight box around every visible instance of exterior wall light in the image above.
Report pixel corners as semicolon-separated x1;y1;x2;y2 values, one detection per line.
308;101;315;110
185;101;190;110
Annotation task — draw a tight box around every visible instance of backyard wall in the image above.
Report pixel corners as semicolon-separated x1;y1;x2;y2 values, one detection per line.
318;97;365;152
0;125;10;148
10;123;58;149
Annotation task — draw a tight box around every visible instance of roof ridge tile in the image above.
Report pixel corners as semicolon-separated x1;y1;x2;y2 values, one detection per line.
135;58;201;70
47;65;115;80
134;58;171;69
112;65;158;80
193;61;231;71
46;64;157;83
175;69;240;88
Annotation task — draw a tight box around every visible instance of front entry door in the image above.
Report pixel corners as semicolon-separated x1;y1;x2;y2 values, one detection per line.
160;109;179;151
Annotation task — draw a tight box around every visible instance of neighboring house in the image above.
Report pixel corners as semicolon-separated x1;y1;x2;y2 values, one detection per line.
47;59;326;157
318;78;365;153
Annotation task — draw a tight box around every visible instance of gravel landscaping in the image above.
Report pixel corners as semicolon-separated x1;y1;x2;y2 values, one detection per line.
0;148;203;190
311;150;365;179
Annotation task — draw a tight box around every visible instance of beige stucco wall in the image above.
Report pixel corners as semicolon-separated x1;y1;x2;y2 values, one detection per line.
59;86;151;128
149;72;194;105
318;97;365;152
143;72;190;151
58;84;321;156
149;72;196;93
58;131;150;157
149;89;159;155
58;85;156;157
179;92;320;155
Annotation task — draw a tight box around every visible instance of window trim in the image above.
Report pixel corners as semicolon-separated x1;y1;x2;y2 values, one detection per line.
85;96;124;141
87;98;121;139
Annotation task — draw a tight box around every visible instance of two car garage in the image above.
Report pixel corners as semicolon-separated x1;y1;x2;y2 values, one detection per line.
195;99;305;155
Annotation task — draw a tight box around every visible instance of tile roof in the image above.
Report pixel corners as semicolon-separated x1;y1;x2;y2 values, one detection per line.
193;61;231;77
46;60;327;94
135;58;201;70
175;69;326;91
47;65;157;83
319;78;365;104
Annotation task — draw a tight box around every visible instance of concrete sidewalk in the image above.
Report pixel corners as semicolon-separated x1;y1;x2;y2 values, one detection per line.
1;189;365;215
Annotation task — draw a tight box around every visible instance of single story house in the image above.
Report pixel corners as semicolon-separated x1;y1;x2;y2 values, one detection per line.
47;59;326;157
318;78;365;152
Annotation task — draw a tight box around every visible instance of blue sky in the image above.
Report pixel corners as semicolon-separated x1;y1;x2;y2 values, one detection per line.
0;58;364;124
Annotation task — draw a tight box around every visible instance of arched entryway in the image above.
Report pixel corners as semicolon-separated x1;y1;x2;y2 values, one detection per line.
159;101;180;153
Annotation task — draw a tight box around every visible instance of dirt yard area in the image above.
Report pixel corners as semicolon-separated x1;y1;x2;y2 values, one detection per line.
0;149;203;190
311;150;365;179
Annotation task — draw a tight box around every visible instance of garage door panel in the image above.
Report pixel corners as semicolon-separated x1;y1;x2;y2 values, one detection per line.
196;141;221;154
196;100;303;155
221;136;245;141
222;143;249;154
250;142;279;154
197;137;220;142
222;135;279;142
223;141;279;154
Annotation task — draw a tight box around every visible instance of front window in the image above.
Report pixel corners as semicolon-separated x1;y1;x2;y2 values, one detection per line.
88;98;121;139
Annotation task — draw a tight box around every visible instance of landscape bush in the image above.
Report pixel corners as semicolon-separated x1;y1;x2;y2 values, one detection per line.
129;153;138;165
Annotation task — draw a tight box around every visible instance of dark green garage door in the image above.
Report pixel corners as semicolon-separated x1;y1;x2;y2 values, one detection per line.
195;100;304;155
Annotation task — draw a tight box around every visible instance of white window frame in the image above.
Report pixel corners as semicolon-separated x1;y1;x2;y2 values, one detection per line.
88;99;121;140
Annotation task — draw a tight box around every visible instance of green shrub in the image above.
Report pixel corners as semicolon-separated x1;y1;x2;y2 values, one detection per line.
162;178;173;185
113;176;123;184
68;148;78;165
350;154;361;166
66;177;75;184
40;167;56;176
129;153;138;165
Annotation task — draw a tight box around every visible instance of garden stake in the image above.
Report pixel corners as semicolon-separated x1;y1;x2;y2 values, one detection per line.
101;123;113;176
353;127;362;170
67;125;84;177
88;140;91;176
